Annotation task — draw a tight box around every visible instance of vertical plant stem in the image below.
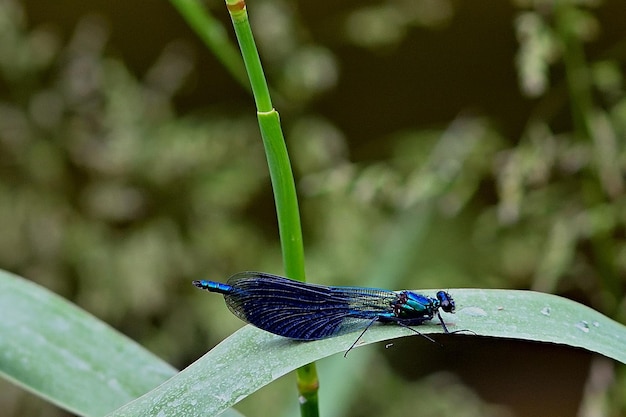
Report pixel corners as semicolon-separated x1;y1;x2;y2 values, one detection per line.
224;0;319;416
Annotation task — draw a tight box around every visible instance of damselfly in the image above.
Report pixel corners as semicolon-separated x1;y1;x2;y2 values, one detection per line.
193;272;458;353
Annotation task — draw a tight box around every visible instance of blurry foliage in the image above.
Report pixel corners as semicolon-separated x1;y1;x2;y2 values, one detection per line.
0;0;625;416
354;361;513;417
0;1;278;363
343;0;454;49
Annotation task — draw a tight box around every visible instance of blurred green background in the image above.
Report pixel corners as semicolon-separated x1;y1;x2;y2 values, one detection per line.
1;0;625;416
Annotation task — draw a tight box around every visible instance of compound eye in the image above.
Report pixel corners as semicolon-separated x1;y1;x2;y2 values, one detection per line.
437;291;455;313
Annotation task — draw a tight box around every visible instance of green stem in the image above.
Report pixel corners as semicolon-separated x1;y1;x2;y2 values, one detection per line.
257;112;306;278
224;0;319;415
227;0;272;111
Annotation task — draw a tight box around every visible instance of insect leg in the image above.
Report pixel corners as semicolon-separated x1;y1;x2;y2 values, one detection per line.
436;310;450;333
394;321;441;346
436;311;477;336
343;317;379;358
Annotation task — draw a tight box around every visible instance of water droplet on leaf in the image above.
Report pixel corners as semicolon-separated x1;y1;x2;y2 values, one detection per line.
575;321;590;333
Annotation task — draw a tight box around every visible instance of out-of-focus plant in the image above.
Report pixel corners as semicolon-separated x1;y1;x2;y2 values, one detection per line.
507;2;626;413
0;0;277;362
1;0;625;415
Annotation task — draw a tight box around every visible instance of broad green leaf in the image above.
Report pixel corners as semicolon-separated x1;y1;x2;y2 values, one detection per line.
108;288;626;417
0;270;177;417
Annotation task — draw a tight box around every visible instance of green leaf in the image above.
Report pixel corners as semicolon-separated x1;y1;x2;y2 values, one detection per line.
0;270;177;417
108;288;626;417
2;268;624;417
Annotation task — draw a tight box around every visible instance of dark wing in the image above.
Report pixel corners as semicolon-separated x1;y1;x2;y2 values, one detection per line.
223;272;397;340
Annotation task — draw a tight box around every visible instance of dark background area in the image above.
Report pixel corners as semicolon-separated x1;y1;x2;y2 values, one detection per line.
2;0;625;416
